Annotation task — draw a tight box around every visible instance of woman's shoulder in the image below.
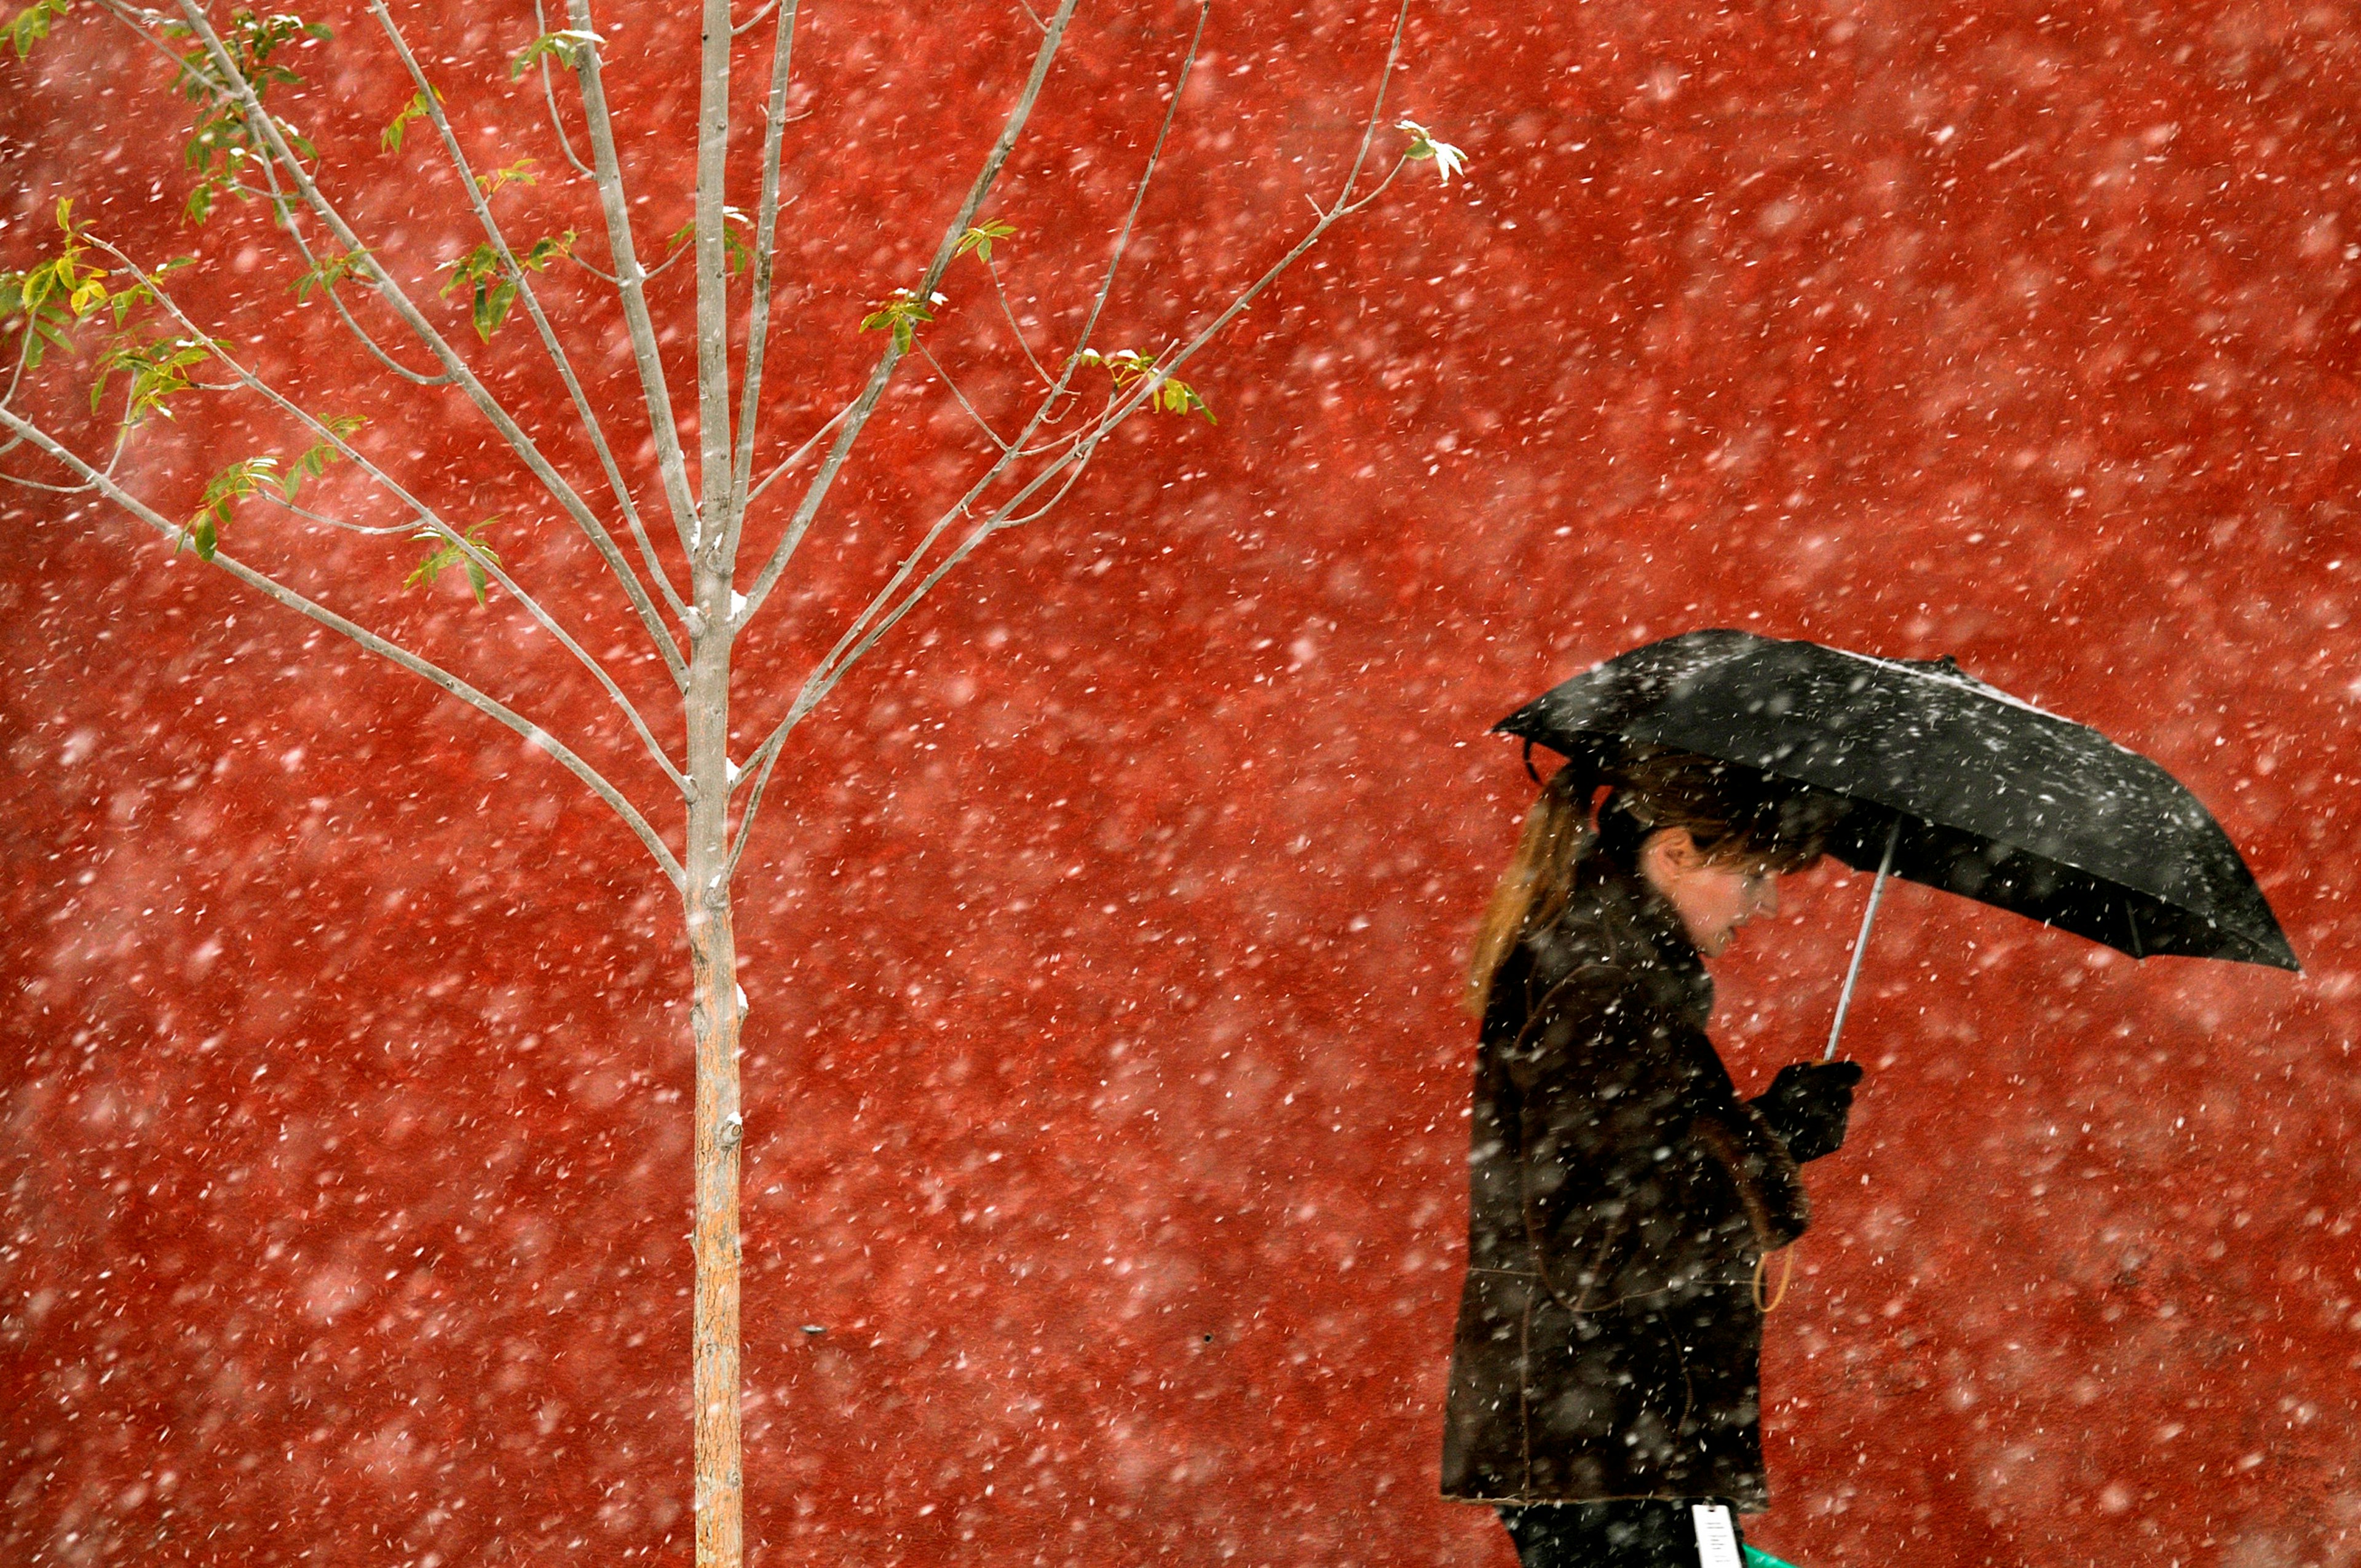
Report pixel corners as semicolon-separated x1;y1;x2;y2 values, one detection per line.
1504;869;1710;1030
1529;875;1653;975
1487;883;1639;1019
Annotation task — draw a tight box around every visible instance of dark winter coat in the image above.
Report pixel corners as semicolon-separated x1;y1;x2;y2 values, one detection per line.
1439;858;1813;1511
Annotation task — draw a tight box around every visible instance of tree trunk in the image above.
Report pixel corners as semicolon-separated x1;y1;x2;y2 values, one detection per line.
687;887;742;1567
684;598;743;1568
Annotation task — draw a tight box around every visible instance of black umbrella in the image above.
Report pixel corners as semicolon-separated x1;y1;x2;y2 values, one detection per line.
1497;630;2298;1055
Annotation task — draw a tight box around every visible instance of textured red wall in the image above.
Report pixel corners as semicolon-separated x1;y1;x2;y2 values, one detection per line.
6;2;2360;1566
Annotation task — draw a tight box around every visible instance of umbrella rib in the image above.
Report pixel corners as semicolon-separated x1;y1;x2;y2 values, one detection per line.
1824;818;1901;1062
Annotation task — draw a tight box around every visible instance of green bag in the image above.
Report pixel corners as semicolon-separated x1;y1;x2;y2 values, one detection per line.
1743;1546;1798;1568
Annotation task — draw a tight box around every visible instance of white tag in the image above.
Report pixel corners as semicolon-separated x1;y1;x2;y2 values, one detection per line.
1691;1503;1743;1568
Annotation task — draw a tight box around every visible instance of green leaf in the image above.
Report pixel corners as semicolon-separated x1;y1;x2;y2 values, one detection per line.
1;279;69;373
279;414;364;499
955;220;1016;264
92;335;216;422
1;200;143;374
510;28;601;79
520;229;576;271
2;204;197;404
665;209;753;276
196;455;279;505
16;261;55;318
480;157;539;196
439;243;509;339
440;233;574;339
183;453;283;556
165;10;333;225
1395;117;1469;186
381;87;438;153
473;278;518;340
860;288;936;353
103;255;192;327
148;406;362;564
1155;375;1216;423
3;0;73;61
1074;346;1151;387
1074;347;1214;422
169;424;361;560
1;280;69;373
293;247;369;299
406;520;500;605
440;243;499;293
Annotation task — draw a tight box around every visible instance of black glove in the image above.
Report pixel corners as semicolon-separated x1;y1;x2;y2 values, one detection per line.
1752;1060;1864;1163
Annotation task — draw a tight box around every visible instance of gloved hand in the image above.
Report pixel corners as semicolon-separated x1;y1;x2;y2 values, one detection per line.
1751;1060;1865;1163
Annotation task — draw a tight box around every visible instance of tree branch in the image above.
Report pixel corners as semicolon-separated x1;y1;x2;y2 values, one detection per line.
770;0;1211;657
722;0;800;555
0;467;98;493
568;0;704;559
730;0;1417;849
95;242;692;799
794;395;1150;725
732;0;1210;675
914;341;1013;453
0;403;686;888
247;157;451;387
368;0;694;643
721;712;796;876
4;327;37;410
732;0;1082;625
531;0;597;177
731;0;782;36
261;494;414;535
167;0;694;691
303;264;454;386
1147;0;1414;390
1056;0;1212;388
741;395;858;512
692;0;738;568
983;254;1057;386
0;390;137;493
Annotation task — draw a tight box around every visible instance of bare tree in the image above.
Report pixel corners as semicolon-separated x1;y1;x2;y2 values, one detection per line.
0;0;1462;1561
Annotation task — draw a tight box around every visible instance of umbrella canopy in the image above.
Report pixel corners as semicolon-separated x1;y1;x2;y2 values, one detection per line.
1496;629;2298;972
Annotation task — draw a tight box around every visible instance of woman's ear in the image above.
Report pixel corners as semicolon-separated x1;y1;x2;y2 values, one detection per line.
1639;826;1703;881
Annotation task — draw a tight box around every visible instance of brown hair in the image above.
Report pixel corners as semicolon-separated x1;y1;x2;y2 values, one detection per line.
1461;750;1841;1017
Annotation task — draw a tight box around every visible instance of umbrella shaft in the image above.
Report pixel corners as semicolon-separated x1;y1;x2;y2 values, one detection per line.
1824;820;1900;1061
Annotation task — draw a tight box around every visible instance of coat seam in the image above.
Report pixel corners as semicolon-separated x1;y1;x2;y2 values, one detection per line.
1517;1276;1535;1500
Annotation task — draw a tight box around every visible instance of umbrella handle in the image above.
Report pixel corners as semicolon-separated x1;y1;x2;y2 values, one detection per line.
1823;818;1900;1062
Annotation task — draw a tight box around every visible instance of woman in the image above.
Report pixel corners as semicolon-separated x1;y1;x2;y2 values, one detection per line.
1441;751;1864;1568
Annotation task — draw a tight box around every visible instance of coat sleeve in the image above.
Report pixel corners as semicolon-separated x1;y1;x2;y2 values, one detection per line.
1501;959;1710;1311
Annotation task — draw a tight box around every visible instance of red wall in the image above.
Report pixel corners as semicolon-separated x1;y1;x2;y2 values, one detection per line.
6;2;2360;1565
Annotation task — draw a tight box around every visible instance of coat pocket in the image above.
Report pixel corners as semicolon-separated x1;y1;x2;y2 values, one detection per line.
1519;1293;1694;1495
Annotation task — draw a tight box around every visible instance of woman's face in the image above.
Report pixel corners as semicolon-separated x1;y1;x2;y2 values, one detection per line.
1637;829;1789;958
